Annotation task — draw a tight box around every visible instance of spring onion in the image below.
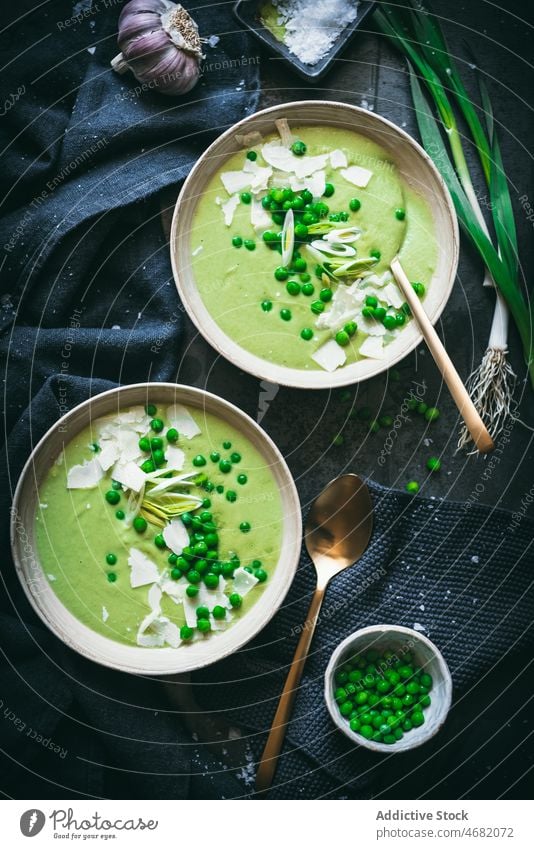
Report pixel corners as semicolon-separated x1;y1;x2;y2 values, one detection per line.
375;0;533;450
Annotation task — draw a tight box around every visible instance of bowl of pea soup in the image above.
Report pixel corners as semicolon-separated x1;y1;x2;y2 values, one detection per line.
171;100;459;388
11;383;301;675
325;625;453;752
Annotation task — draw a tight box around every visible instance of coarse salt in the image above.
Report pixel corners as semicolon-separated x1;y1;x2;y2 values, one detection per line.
272;0;359;66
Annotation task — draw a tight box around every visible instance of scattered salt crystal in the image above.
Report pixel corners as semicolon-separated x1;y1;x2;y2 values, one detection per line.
271;0;359;66
47;574;56;582
413;622;426;632
470;555;480;564
111;324;121;330
419;604;425;611
208;35;220;47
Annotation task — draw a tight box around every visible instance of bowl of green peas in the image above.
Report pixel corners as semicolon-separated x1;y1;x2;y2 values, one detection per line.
325;625;452;752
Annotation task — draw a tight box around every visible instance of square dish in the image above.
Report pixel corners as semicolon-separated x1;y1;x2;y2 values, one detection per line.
233;0;377;82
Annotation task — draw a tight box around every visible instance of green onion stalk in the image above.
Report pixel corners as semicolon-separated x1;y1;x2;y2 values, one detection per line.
375;0;533;450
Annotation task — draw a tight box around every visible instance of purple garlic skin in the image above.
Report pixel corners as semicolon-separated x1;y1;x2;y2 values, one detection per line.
112;0;203;96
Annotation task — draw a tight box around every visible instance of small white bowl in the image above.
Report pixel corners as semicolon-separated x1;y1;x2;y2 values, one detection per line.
11;383;302;676
171;100;459;389
324;625;452;753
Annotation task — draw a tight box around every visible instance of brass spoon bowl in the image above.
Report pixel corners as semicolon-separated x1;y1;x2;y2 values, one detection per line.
255;473;374;793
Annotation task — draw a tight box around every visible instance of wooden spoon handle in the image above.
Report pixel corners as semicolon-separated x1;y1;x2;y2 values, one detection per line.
391;257;494;454
255;586;326;794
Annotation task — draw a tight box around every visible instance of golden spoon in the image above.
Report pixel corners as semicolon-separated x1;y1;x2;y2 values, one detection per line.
390;257;494;454
255;473;374;794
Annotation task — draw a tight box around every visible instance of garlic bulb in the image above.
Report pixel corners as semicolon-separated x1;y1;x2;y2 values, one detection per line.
111;0;204;96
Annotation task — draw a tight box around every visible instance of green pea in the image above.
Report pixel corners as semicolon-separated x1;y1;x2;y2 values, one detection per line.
154;533;166;549
344;321;357;336
412;281;426;297
145;404;157;416
261;299;273;312
115;509;125;520
406;480;420;494
152;448;166;466
170;567;182;580
349;198;361;212
425;406;440;422
106;553;117;565
274;266;289;281
150;418;164;433
419;672;433;689
196;605;210;619
291;140;307;156
355;691;368;705
255;568;268;582
411;711;425;727
232;235;243;248
427;456;441;472
335;330;350;347
395;207;406;220
212;605;226;620
226;490;237;503
186;584;199;598
166;428;179;443
293;257;307;272
107;572;117;583
301;282;314;296
383;314;397;330
246;150;257;161
219;459;232;474
240;191;252;204
372;306;386;321
294;222;308;239
365;295;378;308
243;239;255;251
280;308;292;321
180;625;194;641
300;328;313;341
319;288;332;302
226;593;241;610
133;516;147;533
197;618;211;633
370;249;381;260
360;724;373;739
105;490;120;505
204;573;219;589
286;280;301;296
138;436;151;452
240;521;251;533
395;312;406;326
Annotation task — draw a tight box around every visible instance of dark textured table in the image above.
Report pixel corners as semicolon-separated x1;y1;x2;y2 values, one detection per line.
1;0;532;802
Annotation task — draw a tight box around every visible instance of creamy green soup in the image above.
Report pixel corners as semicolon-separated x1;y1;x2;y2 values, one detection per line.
191;125;437;372
35;403;282;648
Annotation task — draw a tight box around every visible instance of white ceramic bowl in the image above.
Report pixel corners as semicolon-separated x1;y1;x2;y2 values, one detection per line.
324;624;453;753
171;100;459;389
11;383;302;676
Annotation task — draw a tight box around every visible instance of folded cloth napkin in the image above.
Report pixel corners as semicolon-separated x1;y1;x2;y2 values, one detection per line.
193;480;534;798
